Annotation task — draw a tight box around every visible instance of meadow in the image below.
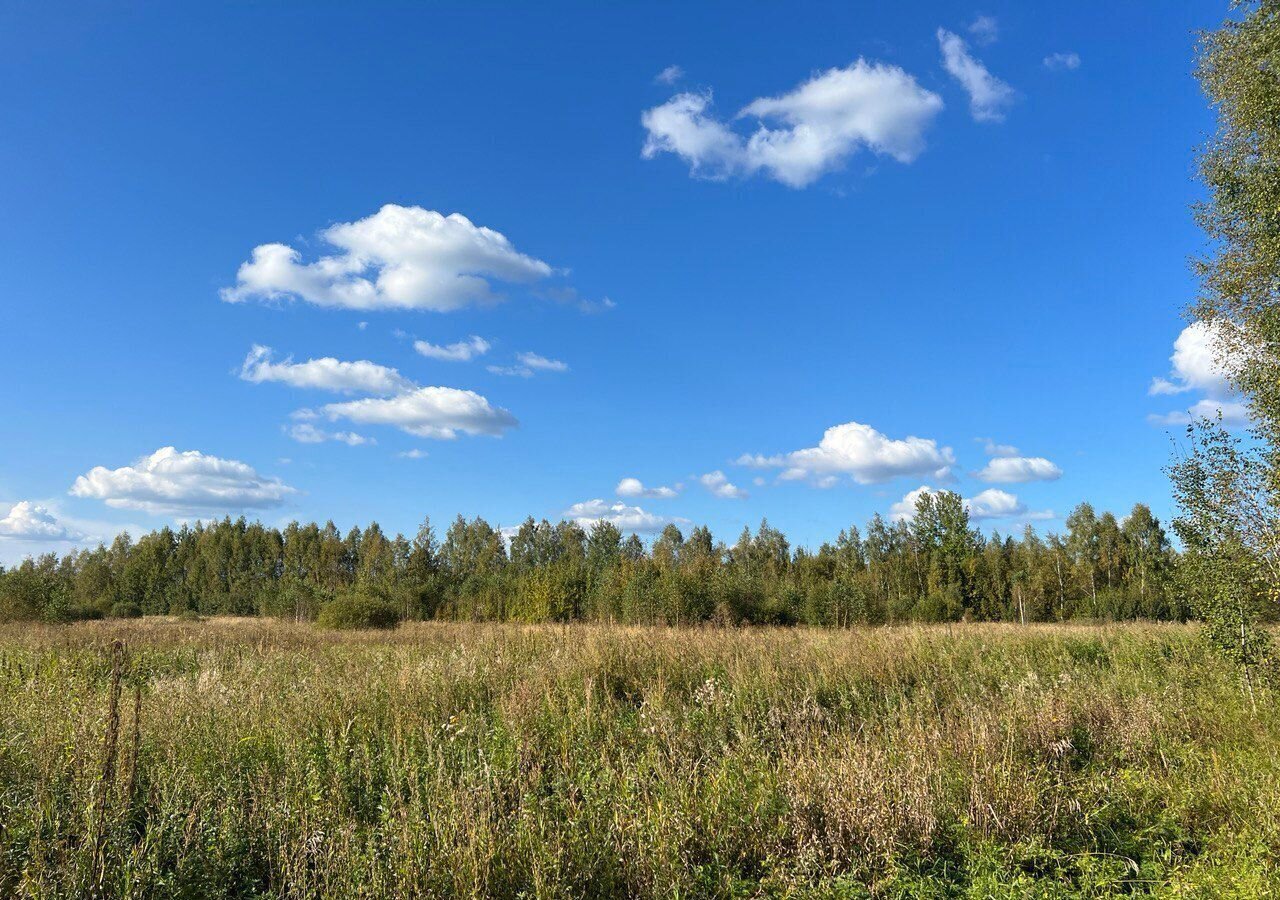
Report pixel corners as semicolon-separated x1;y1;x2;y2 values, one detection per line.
1;619;1278;899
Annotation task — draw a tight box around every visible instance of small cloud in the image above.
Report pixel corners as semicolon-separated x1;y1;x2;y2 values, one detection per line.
655;64;684;85
487;351;568;378
699;470;748;500
414;335;490;362
1043;52;1081;72
616;477;679;499
536;286;616;314
240;345;416;395
286;423;375;446
967;15;999;45
398;449;429;460
937;28;1015;122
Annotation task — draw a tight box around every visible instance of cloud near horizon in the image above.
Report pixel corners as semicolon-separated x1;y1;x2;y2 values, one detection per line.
563;499;684;533
739;420;955;486
70;447;297;515
0;501;84;542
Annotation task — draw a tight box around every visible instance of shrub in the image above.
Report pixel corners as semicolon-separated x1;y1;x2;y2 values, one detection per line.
317;595;401;630
109;601;143;619
64;604;105;622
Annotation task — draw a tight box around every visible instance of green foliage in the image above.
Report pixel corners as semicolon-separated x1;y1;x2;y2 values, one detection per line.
0;502;1183;627
108;601;143;619
316;594;402;630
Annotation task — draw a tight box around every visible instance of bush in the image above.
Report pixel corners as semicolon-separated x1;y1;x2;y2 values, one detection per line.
109;601;143;619
175;609;204;623
64;604;105;622
317;595;401;630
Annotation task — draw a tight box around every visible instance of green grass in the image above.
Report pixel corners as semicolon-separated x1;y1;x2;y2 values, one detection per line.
0;619;1277;898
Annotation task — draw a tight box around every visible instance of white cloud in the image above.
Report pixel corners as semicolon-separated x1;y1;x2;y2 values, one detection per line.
642;59;944;188
968;15;999;45
563;498;683;533
414;335;491;362
978;438;1019;458
398;449;429;459
1149;322;1238;397
0;501;83;542
1148;399;1251;428
937;29;1015;122
1149;322;1250;427
518;352;567;372
240;345;415;395
616;477;679;499
357;321;368;330
655;64;684;85
966;488;1027;520
699;470;748;499
976;456;1062;483
889;485;1050;522
486;351;568;377
286;423;375;446
70;447;297;515
1043;52;1081;72
221;204;554;312
890;485;939;521
316;387;517;439
745;420;955;486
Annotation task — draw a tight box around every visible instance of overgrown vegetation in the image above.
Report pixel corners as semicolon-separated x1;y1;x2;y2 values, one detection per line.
0;497;1184;628
1166;0;1280;670
0;619;1277;898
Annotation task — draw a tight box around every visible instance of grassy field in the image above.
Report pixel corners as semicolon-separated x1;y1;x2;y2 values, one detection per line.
0;620;1278;898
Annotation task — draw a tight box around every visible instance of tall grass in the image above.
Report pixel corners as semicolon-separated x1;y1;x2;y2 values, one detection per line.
0;620;1277;897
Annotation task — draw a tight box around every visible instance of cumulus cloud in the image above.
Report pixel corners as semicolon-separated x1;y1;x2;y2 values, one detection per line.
742;420;954;486
1044;52;1081;71
699;470;748;499
1149;322;1238;397
655;64;684;85
966;488;1028;520
967;15;999;45
414;335;491;362
315;387;517;439
221;204;554;312
70;447;296;515
973;442;1063;483
0;501;83;542
563;499;683;533
286;423;375;446
642;59;944;188
240;345;415;395
937;29;1015;122
1149;322;1250;427
486;351;568;378
616;477;679;499
890;485;1051;522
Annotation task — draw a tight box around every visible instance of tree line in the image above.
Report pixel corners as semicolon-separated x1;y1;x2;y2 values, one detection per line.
0;492;1188;626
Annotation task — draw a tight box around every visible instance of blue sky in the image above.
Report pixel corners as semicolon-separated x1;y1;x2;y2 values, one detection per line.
0;1;1238;562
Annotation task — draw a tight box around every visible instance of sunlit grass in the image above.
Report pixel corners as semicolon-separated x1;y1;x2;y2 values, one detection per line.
0;619;1277;898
